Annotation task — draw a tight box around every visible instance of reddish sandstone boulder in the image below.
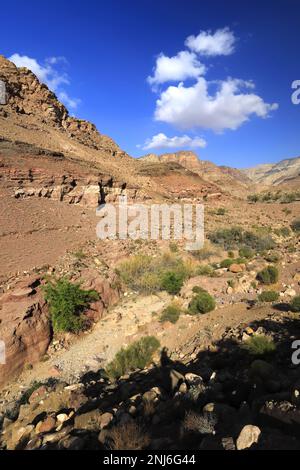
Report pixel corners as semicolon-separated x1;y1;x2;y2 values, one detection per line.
0;278;51;388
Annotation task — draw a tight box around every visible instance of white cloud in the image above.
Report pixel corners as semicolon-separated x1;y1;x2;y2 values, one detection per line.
185;27;236;56
155;77;278;132
141;132;207;150
147;51;206;87
57;91;81;110
9;53;80;109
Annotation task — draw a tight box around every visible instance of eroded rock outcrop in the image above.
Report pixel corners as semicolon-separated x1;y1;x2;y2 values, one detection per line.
0;277;51;388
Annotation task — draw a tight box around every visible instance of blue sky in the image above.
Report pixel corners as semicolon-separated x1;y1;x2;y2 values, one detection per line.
1;0;299;167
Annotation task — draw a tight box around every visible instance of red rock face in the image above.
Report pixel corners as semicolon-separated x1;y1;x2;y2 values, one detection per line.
0;278;51;387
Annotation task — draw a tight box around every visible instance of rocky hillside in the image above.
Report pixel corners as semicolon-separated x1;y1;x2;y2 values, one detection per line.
244;156;300;186
139;151;253;196
0;55;123;157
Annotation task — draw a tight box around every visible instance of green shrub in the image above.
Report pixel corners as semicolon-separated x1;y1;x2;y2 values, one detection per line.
42;278;99;333
169;242;178;252
291;218;300;233
239;246;254;259
192;286;207;294
228;251;235;258
243;335;276;356
264;252;280;263
197;265;215;276
160;271;185;295
220;258;235;268
215;207;226;216
256;266;279;285
106;336;160;379
188;292;216;315
258;291;279;303
160;303;181;324
208;227;275;252
291;296;300;312
273;227;290;238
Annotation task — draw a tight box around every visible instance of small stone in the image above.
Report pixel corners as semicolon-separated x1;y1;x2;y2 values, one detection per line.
185;372;203;386
56;413;69;423
99;412;113;429
236;425;261;450
179;382;188;393
36;416;56;433
28;386;47;403
222;436;236;450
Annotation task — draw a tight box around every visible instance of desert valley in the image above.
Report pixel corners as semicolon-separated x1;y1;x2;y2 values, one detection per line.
0;49;300;453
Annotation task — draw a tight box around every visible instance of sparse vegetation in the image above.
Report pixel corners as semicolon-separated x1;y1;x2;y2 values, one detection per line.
273;227;291;238
243;335;276;356
196;264;215;276
291;296;300;312
188;291;216;315
215;207;226;216
264;252;280;263
208;227;275;252
42;278;99;333
291;218;300;233
256;265;279;285
239;246;254;259
106;336;160;379
183;411;217;435
160;302;181;324
258;291;279;303
116;252;192;294
160;271;185;295
109;422;150;450
248;190;300;204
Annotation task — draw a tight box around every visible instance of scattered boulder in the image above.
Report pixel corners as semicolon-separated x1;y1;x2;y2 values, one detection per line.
236;425;261;450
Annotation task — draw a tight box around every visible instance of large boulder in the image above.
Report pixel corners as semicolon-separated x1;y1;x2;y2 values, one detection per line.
0;277;51;387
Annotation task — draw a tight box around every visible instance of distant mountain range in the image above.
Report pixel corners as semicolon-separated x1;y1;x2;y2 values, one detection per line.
243;156;300;187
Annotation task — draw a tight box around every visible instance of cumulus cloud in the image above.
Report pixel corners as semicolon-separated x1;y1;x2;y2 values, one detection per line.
140;132;207;150
155;77;278;132
147;51;206;87
57;91;81;110
185;27;236;56
9;53;80;109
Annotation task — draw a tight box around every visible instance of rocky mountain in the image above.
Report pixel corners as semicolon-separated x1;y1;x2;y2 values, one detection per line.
243;156;300;186
139;151;253;196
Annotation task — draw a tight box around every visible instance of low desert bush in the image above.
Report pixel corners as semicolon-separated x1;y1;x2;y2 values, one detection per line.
291;295;300;312
192;285;207;294
106;336;160;379
291;218;300;233
188;291;215;315
239;246;254;259
215;207;226;216
273;227;291;238
256;265;279;285
243;335;276;356
258;291;279;303
208;227;275;252
160;302;181;324
183;411;217;435
109;422;150;450
116;252;191;294
197;264;215;276
192;241;221;261
264;252;280;263
42;278;99;333
160;271;185;295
